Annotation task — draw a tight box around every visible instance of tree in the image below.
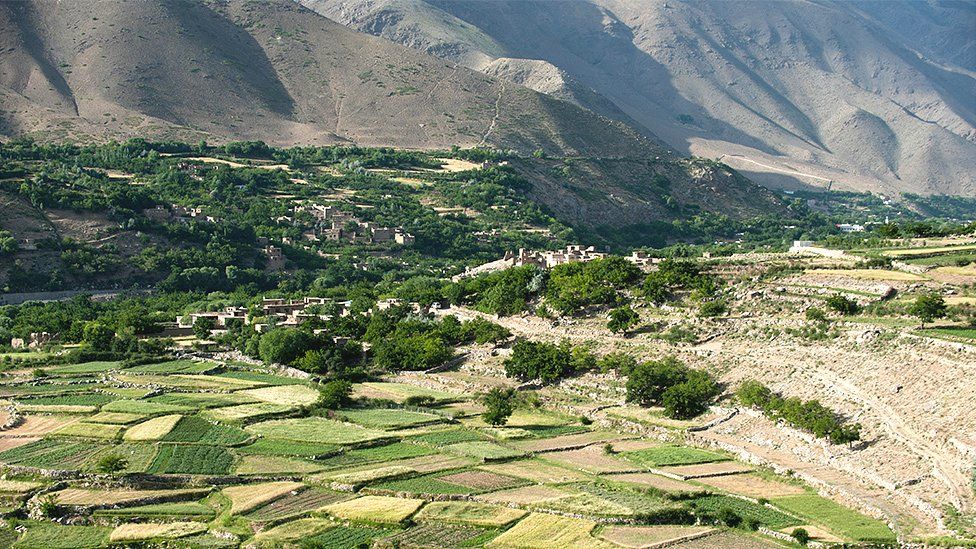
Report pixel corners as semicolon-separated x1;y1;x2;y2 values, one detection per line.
503;340;574;384
825;294;859;316
625;357;688;406
791;528;810;546
697;300;727;318
607;306;640;334
315;380;352;410
258;328;317;365
82;322;115;352
192;316;216;340
908;293;947;327
662;370;720;419
95;454;128;474
481;387;516;426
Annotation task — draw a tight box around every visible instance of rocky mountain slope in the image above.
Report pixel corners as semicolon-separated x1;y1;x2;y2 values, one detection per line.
0;0;652;157
0;0;795;228
307;0;976;196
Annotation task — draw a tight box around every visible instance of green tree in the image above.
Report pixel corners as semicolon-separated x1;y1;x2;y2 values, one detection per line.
315;380;352;410
908;293;947;327
503;340;574;384
82;322;115;352
661;370;720;419
481;387;516;426
791;528;810;546
607;306;640;334
825;294;859;315
95;454;128;474
192;316;216;340
625;356;688;406
258;328;317;365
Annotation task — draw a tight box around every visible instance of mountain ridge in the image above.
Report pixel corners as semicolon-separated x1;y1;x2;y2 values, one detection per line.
305;0;976;196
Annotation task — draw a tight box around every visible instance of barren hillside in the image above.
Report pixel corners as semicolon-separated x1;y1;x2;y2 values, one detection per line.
308;0;976;196
0;0;652;158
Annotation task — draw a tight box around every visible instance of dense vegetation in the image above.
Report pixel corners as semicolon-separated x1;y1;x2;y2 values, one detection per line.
737;380;861;445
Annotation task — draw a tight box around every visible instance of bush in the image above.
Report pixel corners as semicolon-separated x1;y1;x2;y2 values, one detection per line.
607;306;640;333
697;300;727;318
481;387;516;426
627;357;719;419
315;380;352;410
792;527;810;545
825;294;859;315
95;454;128;474
404;395;435;407
503;339;575;384
805;307;828;323
716;507;742;528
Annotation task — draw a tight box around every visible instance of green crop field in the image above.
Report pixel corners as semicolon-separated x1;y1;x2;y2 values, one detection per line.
689;495;801;529
125;360;215;374
202;402;296;424
15;393;116;407
302;525;392;548
12;523;111;549
408;428;486;446
46;362;121;375
93;502;215;519
621;446;728;467
773;494;895;542
101;399;191;415
161;415;250;445
339;407;446;429
146;392;259;409
317;442;435;469
245;417;390;445
0;439;106;469
377;523;495;548
444;441;524;461
146;444;234;475
235;438;340;458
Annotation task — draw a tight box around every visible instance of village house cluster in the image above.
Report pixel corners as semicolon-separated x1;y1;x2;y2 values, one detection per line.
299;204;414;246
143;204;221;224
457;245;659;279
179;296;446;337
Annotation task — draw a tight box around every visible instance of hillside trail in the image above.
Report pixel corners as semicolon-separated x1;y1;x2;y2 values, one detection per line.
478;82;505;146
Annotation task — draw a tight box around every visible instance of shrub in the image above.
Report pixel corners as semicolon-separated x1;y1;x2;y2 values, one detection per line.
825;294;859;315
481;387;516;426
607;306;640;333
805;308;828;323
792;527;810;545
315;380;352;411
697;300;727;318
736;380;860;444
95;454;128;474
503;339;574;384
716;507;742;528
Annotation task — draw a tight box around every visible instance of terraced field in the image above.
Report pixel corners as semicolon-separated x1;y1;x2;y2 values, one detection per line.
0;360;895;547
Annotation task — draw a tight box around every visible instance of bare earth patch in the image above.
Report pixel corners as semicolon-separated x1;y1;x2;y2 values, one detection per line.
541;445;641;474
598;525;716;548
696;473;806;498
604;472;704;494
477;485;568;505
658;462;754;480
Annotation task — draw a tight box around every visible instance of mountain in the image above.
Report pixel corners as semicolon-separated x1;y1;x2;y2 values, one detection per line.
305;0;976;197
0;0;655;157
0;0;788;229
